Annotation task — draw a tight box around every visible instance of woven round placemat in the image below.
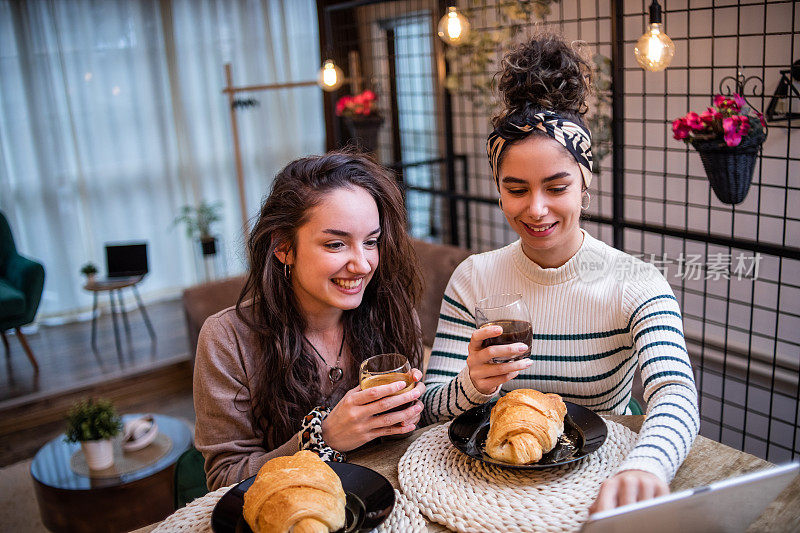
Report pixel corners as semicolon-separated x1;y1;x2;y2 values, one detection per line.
399;419;638;533
377;489;427;533
152;484;425;532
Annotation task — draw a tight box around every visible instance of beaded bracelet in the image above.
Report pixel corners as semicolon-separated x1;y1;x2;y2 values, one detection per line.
298;406;346;462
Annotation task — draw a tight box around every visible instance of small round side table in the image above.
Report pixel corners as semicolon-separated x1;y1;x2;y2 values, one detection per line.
31;414;192;533
83;275;156;362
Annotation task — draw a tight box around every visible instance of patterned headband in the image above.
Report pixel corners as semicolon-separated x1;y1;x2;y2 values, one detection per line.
486;111;593;190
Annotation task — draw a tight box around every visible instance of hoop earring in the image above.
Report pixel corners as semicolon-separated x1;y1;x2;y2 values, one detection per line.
581;191;591;210
284;262;292;280
498;198;503;209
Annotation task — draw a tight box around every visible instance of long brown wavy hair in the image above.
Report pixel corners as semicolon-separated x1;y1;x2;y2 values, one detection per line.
237;151;423;449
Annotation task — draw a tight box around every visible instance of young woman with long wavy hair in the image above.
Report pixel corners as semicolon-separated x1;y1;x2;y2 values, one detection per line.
194;152;425;490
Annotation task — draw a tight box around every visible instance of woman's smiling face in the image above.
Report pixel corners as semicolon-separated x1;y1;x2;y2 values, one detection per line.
285;186;381;319
498;135;585;268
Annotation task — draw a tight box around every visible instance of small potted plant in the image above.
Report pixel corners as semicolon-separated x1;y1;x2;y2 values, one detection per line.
173;201;223;256
64;398;123;470
672;93;767;205
80;262;98;284
335;89;383;153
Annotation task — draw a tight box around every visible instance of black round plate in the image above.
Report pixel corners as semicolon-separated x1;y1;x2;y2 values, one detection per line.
448;400;607;469
210;461;395;532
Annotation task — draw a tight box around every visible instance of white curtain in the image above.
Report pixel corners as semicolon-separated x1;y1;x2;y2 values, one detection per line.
0;0;323;318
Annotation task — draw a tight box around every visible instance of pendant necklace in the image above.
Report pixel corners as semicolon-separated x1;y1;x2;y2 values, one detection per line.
303;332;345;384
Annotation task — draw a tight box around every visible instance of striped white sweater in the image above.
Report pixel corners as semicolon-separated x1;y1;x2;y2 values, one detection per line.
421;231;699;483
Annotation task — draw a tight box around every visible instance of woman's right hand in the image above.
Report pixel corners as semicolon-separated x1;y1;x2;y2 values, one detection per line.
467;325;533;395
321;377;424;452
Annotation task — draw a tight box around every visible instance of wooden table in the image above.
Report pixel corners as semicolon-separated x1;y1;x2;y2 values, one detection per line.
32;414;192;533
136;415;799;532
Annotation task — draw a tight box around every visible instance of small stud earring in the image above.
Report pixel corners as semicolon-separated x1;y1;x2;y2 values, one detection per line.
581;191;591;210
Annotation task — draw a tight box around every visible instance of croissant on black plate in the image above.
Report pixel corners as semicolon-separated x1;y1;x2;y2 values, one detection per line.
484;389;567;464
243;450;346;533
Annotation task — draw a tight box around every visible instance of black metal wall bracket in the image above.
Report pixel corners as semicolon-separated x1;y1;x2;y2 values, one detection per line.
719;70;764;115
766;60;800;124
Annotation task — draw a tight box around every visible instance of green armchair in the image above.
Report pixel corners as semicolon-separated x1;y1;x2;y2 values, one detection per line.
0;211;45;371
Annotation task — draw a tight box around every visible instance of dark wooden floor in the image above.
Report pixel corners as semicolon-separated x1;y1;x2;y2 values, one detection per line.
1;298;190;404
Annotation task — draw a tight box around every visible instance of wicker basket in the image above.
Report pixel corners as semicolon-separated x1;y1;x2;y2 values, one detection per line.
342;115;383;154
692;132;766;205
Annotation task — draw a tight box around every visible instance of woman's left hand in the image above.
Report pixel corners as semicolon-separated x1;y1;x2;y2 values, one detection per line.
589;470;669;513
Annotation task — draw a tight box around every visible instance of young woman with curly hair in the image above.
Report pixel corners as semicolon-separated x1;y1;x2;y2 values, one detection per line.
194;152;425;490
421;34;699;511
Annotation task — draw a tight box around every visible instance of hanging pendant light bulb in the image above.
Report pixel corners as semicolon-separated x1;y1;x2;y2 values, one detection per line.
437;6;470;46
317;59;344;92
634;0;675;72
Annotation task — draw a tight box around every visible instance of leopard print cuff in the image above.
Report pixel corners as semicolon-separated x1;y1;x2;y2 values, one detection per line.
298;406;346;462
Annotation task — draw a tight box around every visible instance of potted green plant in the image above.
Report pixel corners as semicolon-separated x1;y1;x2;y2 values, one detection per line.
335;89;383;153
80;262;98;284
672;93;767;205
173;201;223;256
64;398;123;470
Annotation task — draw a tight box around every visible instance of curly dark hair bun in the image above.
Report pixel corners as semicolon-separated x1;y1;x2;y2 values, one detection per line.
495;33;592;124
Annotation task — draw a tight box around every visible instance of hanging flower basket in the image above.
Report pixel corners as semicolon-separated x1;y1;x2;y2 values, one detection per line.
341;115;384;154
672;93;767;206
336;90;383;154
691;130;766;205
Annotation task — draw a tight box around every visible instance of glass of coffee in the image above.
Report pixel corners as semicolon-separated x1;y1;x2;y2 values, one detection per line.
475;293;533;363
359;353;415;439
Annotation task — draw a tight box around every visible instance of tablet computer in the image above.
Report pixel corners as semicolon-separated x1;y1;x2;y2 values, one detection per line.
581;462;798;533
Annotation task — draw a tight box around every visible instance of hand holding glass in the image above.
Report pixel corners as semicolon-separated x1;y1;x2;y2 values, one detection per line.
359;353;415;408
475;294;533;363
359;353;416;439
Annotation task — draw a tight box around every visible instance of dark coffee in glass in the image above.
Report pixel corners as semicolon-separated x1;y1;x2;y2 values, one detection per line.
475;294;533;363
480;319;533;362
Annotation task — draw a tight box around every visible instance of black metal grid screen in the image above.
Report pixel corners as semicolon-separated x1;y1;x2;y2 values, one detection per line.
319;0;799;463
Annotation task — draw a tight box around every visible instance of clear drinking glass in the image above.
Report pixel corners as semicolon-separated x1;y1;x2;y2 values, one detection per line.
475;293;533;363
359;353;415;440
359;353;414;400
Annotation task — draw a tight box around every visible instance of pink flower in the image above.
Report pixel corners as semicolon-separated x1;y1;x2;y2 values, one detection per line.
723;115;750;147
672;94;762;147
335;96;353;116
672;117;691;140
700;107;718;126
714;93;743;113
336;90;379;117
685;112;705;131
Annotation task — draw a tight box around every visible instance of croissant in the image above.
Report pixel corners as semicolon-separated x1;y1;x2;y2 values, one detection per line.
243;450;346;533
484;389;567;464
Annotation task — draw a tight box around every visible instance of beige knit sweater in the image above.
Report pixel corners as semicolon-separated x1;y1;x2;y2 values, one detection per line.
193;305;355;490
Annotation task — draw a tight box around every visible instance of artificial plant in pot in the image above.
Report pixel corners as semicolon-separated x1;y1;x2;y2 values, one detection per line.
335;89;383;154
672;93;767;205
174;201;223;256
80;262;98;284
64;398;123;470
